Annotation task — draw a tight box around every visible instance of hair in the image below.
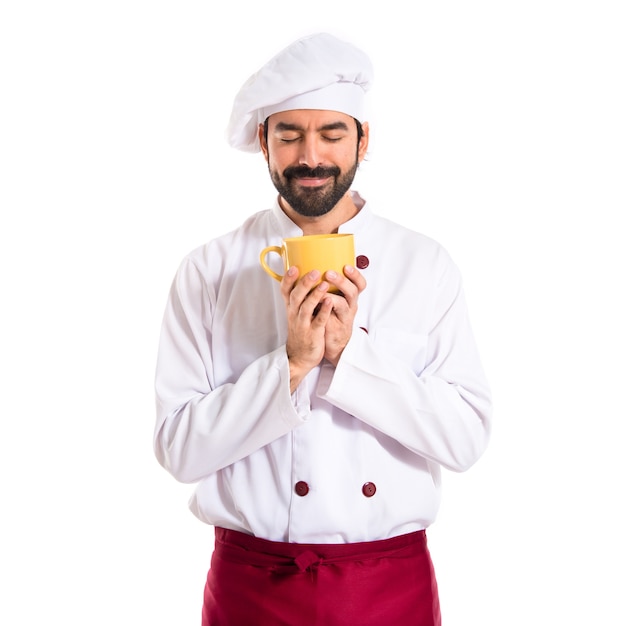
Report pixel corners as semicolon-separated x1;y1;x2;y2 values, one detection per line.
263;117;364;146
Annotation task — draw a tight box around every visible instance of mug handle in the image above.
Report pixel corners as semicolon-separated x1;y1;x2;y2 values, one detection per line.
259;246;284;282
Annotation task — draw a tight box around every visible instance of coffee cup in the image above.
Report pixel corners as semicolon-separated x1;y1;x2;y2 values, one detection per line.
260;233;355;293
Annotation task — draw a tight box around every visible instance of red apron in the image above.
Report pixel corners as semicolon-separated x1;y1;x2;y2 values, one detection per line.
202;528;441;626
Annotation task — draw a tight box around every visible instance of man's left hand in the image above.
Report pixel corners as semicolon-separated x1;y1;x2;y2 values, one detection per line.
321;265;367;366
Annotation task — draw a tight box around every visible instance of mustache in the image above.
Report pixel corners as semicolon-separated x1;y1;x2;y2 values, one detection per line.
283;164;341;180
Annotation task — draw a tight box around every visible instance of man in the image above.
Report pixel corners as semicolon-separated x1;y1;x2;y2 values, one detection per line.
154;32;492;626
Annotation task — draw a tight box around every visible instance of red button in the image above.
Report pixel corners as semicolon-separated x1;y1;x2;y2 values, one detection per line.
295;481;310;496
356;255;369;269
362;482;377;497
359;326;369;334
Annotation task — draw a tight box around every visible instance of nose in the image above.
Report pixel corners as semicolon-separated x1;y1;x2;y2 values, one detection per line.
298;137;322;167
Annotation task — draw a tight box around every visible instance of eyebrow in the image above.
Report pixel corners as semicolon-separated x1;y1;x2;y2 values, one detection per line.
273;121;351;133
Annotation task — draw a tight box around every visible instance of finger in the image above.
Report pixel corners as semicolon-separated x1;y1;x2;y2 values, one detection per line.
289;270;322;307
342;265;367;292
324;266;366;303
311;296;333;325
324;292;351;324
298;280;330;319
283;268;321;309
280;266;300;303
297;269;322;294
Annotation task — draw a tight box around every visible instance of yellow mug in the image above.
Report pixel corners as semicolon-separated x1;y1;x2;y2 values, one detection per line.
260;233;355;293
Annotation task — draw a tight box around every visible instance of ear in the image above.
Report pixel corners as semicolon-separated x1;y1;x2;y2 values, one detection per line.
358;122;370;162
258;123;269;162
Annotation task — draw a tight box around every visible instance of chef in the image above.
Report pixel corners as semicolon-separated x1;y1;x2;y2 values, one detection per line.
154;32;492;626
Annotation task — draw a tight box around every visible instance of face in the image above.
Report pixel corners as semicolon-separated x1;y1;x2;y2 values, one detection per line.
260;109;369;218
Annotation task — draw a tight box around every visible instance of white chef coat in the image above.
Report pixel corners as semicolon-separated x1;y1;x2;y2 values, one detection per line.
154;192;492;544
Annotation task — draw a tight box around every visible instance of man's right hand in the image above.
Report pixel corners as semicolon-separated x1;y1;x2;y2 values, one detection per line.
281;266;333;393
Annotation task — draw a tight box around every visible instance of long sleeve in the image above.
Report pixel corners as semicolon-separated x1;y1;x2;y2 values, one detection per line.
318;240;492;473
154;254;308;484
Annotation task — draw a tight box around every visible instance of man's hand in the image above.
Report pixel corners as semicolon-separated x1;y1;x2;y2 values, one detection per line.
281;267;333;393
321;265;367;366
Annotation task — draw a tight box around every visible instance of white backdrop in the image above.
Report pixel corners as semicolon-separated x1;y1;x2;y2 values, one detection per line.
1;1;624;624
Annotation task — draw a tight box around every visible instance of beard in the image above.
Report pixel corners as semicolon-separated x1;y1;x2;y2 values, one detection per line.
269;160;358;218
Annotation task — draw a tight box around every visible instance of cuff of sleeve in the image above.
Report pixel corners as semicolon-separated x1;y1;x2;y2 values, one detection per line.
291;381;312;421
316;328;369;401
276;346;311;422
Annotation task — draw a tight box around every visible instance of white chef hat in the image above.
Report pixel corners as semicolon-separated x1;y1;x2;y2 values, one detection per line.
226;32;373;153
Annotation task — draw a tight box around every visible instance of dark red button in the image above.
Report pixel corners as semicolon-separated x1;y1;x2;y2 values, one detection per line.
362;482;377;497
356;255;369;269
359;326;369;334
295;481;310;496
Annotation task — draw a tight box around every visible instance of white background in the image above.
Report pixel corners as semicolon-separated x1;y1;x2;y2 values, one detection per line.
1;1;625;624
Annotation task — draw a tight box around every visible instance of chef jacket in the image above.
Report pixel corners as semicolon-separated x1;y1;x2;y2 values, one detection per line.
154;192;492;544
